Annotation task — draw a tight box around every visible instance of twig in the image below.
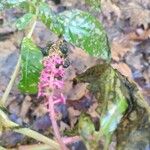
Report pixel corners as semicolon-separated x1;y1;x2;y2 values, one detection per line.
14;128;60;150
0;56;21;107
0;108;60;150
0;14;37;107
13;144;58;150
0;146;7;150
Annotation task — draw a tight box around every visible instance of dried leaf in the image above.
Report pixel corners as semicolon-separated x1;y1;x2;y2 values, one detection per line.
68;107;81;128
122;2;150;29
112;63;132;78
111;39;131;61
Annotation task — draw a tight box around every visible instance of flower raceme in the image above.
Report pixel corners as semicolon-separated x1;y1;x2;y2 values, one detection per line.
38;53;66;103
38;53;68;150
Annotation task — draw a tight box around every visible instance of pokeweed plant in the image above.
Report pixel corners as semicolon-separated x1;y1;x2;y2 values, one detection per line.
0;0;111;149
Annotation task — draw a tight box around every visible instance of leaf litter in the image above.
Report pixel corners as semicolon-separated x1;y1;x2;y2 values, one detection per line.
0;0;150;149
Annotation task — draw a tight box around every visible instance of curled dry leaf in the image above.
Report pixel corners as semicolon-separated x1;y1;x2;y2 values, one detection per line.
87;102;99;118
127;28;150;41
32;104;48;118
68;46;97;73
101;0;121;21
111;39;131;61
20;95;32;120
8;101;21;116
67;83;89;101
112;63;132;78
68;107;81;128
122;2;150;29
60;121;70;133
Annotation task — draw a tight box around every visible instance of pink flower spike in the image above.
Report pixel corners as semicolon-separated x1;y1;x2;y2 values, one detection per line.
38;52;68;150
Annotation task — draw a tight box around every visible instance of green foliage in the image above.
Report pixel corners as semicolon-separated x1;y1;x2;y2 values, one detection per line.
1;0;26;6
16;13;35;30
38;3;110;60
0;0;26;9
1;1;111;89
38;2;63;35
58;9;110;60
78;114;95;140
76;64;129;148
0;0;36;13
101;98;128;136
0;3;4;11
78;114;99;150
1;1;110;60
18;38;43;94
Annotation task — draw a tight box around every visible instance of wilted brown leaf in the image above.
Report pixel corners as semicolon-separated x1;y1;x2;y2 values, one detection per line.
112;63;132;78
111;39;131;61
68;107;81;128
101;0;121;21
32;104;47;118
20;95;32;123
127;28;150;41
66;83;89;101
122;2;150;29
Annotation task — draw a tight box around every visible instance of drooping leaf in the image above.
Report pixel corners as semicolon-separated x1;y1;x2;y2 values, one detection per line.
78;114;99;150
38;2;63;35
16;13;35;30
18;37;43;94
76;63;150;149
116;78;150;150
58;10;111;60
76;64;128;148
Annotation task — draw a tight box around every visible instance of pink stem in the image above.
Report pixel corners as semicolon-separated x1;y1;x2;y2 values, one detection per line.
49;96;69;150
63;136;81;144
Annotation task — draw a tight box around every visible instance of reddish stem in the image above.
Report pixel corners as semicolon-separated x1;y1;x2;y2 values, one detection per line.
63;136;81;144
49;96;69;150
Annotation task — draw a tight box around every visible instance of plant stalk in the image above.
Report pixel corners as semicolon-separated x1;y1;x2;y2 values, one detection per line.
0;16;37;107
48;96;69;150
27;19;37;38
14;128;60;150
0;146;7;150
0;108;60;150
0;55;21;107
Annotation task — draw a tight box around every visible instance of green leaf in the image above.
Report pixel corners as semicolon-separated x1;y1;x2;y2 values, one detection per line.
38;3;110;60
16;13;35;30
0;3;4;11
76;64;128;147
38;2;63;35
58;10;110;60
100;98;128;136
0;0;26;9
2;0;26;5
0;0;35;13
18;37;43;94
78;114;95;140
78;114;99;149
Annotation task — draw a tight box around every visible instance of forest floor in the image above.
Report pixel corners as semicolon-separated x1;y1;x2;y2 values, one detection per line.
0;0;149;149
